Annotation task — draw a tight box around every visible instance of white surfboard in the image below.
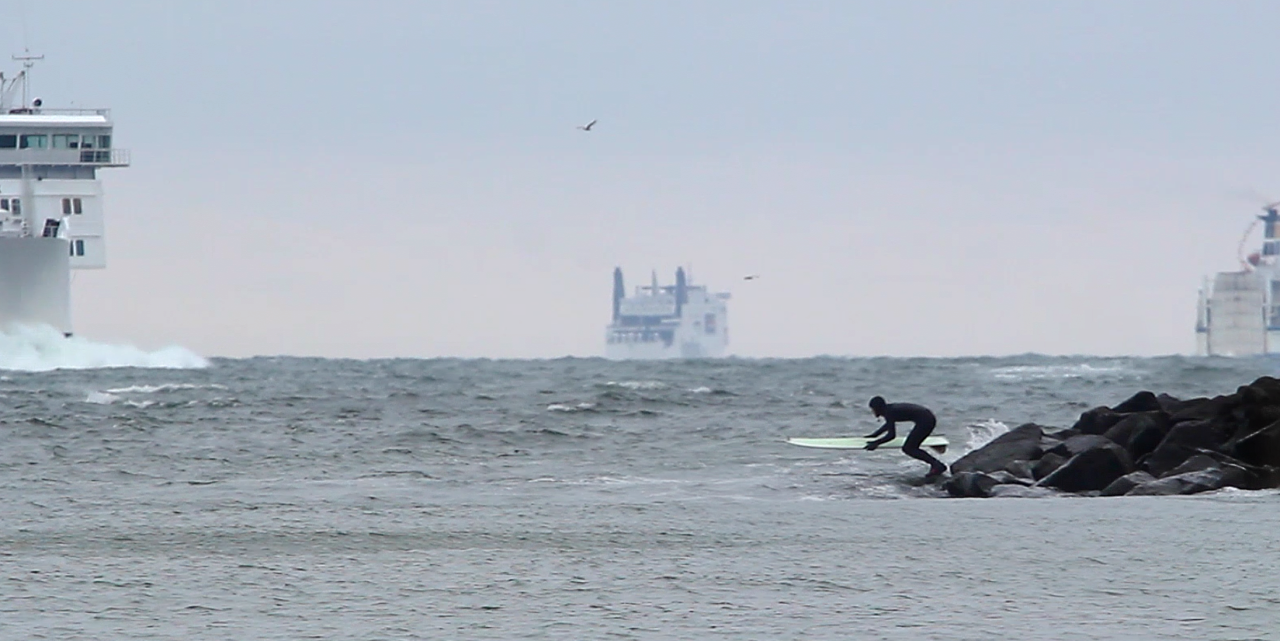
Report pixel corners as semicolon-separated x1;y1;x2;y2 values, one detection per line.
786;435;949;452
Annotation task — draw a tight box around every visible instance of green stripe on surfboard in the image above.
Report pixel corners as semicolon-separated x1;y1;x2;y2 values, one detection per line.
786;435;949;451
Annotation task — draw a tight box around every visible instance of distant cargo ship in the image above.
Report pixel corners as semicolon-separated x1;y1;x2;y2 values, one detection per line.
1196;204;1280;355
605;267;730;360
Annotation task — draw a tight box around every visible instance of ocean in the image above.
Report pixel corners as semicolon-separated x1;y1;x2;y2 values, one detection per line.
2;338;1278;640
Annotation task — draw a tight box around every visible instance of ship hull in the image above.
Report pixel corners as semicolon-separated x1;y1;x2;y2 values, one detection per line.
604;330;727;360
0;237;71;334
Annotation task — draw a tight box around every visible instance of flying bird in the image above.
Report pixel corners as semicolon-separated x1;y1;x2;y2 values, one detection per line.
743;274;761;280
577;119;598;131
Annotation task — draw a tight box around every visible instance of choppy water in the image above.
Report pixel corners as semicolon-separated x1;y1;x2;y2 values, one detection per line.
3;348;1279;639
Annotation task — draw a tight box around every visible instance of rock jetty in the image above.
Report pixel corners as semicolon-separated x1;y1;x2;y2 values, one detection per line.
944;376;1280;498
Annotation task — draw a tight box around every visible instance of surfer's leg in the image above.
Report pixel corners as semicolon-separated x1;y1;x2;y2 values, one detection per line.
903;420;946;476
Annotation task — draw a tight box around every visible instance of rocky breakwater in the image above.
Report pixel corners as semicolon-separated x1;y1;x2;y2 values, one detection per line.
944;376;1280;498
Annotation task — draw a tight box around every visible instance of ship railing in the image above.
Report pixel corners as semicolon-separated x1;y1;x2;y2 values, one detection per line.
4;107;111;117
0;147;129;166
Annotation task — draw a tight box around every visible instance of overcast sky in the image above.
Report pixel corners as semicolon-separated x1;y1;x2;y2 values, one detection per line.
6;0;1280;358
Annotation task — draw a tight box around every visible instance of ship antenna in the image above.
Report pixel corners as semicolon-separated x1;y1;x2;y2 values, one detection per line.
12;50;42;108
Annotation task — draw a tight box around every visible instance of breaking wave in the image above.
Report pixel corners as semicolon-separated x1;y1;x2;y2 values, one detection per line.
0;324;209;372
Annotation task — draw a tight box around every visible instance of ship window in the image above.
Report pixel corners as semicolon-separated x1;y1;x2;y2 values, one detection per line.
10;198;18;215
52;134;79;149
0;199;8;212
73;198;82;214
0;135;15;148
20;134;47;149
69;239;85;257
62;198;71;214
97;135;110;149
80;136;95;150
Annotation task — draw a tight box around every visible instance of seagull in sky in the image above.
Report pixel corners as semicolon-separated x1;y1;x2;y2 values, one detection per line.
577;119;598;131
743;274;761;280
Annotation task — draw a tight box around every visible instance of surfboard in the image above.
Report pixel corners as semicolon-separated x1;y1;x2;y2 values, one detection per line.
786;435;949;452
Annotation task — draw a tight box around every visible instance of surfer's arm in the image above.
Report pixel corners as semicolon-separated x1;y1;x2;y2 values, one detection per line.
865;421;895;450
865;420;892;439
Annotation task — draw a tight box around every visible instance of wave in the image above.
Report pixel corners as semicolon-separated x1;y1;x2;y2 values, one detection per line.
0;324;209;372
962;419;1011;453
989;363;1139;381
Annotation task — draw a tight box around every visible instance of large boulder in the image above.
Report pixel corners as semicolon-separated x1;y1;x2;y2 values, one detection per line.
944;471;999;498
986;470;1032;487
1142;419;1231;477
989;484;1057;499
1047;428;1081;441
1125;466;1246;496
1155;393;1187;413
1112;390;1162;413
1230;419;1280;468
950;423;1045;475
1048;434;1115;458
1032;452;1068;480
1003;459;1037;481
1100;471;1156;497
1238;376;1280;407
1161;454;1220;478
1072;407;1127;435
1188;449;1280;490
1038;443;1133;493
1103;411;1170;458
1168;394;1239;425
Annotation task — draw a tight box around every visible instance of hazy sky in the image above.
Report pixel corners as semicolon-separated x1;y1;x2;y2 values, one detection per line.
6;0;1280;358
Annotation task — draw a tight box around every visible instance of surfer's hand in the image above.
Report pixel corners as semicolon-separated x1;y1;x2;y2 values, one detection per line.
864;442;879;451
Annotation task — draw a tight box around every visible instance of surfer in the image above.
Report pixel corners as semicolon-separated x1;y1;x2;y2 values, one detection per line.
864;396;948;479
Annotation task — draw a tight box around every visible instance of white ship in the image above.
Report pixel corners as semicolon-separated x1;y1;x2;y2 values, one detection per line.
1196;203;1280;356
0;55;127;336
605;267;730;360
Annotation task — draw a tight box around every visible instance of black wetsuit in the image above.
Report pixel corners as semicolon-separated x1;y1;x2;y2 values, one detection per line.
866;402;947;475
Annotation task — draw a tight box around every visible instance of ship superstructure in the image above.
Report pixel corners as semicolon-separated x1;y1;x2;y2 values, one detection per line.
605;267;730;360
0;55;127;335
1196;203;1280;355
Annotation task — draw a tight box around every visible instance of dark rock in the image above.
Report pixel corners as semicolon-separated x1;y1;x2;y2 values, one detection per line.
1168;394;1240;425
986;470;1032;486
1127;419;1169;463
1188;449;1280;490
1126;468;1234;496
1047;428;1081;440
1038;435;1065;455
1103;411;1170;454
1238;376;1280;407
1072;407;1126;435
1155;393;1186;413
944;471;998;498
1004;459;1036;480
1112;390;1162;414
1100;471;1156;496
1162;454;1220;478
1032;452;1068;480
1232;400;1280;442
1038;444;1133;493
1231;419;1280;468
1048;434;1115;458
950;423;1045;475
1143;419;1231;477
989;484;1057;498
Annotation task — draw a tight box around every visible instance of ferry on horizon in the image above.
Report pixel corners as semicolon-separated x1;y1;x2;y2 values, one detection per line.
1197;203;1280;356
605;267;730;360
